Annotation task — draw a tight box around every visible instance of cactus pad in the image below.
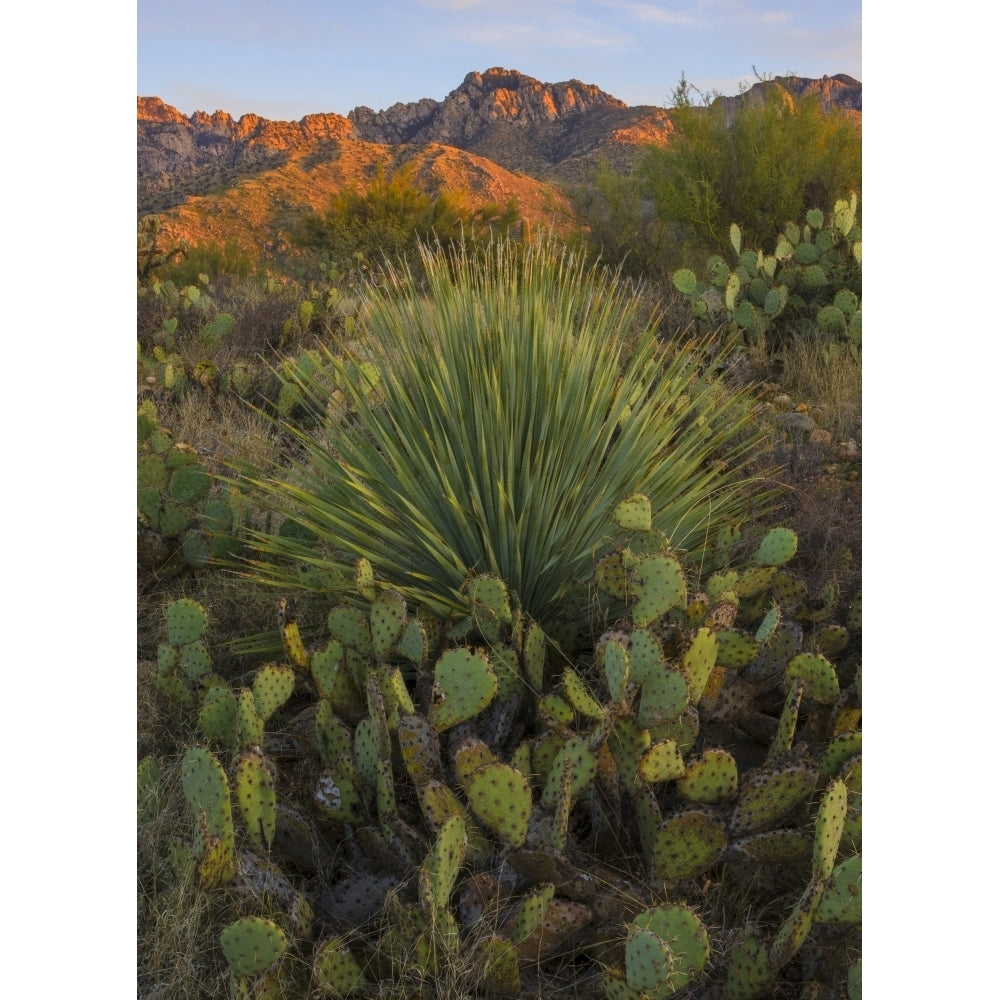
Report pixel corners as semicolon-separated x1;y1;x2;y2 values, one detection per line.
370;588;408;659
397;713;443;787
727;829;812;864
815;853;861;924
651;809;728;880
541;737;597;810
252;663;295;722
168;463;210;503
311;641;365;716
682;627;717;704
730;764;818;836
630;553;687;626
166;598;208;647
596;551;630;599
785;652;840;704
627;903;710;995
614;494;653;531
509;883;555;946
422;814;467;914
312;936;368;995
466;762;532;848
199;686;238;747
813;778;848;881
234;751;277;851
637;740;686;784
563;667;605;719
602;637;630;704
521;621;547;691
768;878;824;970
314;765;365;825
397;618;429;665
428;647;498;732
465;574;514;625
715;630;760;669
723;928;774;1000
677;749;739;803
220;917;287;977
637;665;689;729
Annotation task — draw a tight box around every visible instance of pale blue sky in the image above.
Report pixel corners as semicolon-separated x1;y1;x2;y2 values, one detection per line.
137;0;861;120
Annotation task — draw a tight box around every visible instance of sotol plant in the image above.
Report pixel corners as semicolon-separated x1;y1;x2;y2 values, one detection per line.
230;236;774;629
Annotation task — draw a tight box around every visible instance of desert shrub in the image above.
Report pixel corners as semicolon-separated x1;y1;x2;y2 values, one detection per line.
641;76;861;260
229;236;774;629
573;75;861;275
294;161;521;273
159;238;260;287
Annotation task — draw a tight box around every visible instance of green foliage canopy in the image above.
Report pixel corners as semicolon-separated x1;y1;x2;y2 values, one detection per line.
295;162;522;269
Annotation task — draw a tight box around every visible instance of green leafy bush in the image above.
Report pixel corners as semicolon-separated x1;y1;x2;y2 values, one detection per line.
231;236;773;628
574;75;861;274
295;161;521;272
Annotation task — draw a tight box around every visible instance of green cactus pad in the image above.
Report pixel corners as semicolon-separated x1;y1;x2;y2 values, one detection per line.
727;829;812;864
428;647;498;732
509;883;555;946
754;606;781;643
637;665;689;729
178;640;212;681
637;740;685;784
651;809;728;880
168;463;210;503
541;737;597;811
625;928;673;993
682;627;717;704
311;641;364;716
521;621;547;692
629;903;710;995
614;493;653;531
314;701;354;766
596;551;631;599
138;454;169;490
368;588;407;659
768;678;804;760
234;751;277;851
252;663;295;722
813;778;848;881
730;764;818;836
815;853;861;924
314;764;366;824
466;762;532;848
786;652;840;705
236;687;264;747
422;813;467;914
821;732;862;775
469;935;521;997
813;624;850;658
166;598;208;647
631;553;687;626
563;667;605;719
602;637;630;705
397;713;443;787
156;643;179;677
706;570;740;603
627;629;661;686
353;557;375;601
453;735;497;789
312;936;368;995
199;686;238;746
220;917;287;977
609;718;651;786
677;749;739;803
465;574;514;624
650;705;700;756
715;629;760;669
734;566;778;599
768;879;825;970
397;618;429;665
723;928;774;1000
327;607;372;655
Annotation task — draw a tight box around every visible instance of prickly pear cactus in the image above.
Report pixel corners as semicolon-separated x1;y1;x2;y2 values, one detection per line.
220;916;287;977
428;647;498;732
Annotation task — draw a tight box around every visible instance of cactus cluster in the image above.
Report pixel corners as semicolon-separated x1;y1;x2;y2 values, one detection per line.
145;503;859;998
138;401;247;578
672;195;862;349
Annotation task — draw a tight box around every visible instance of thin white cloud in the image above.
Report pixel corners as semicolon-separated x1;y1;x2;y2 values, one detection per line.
599;2;700;27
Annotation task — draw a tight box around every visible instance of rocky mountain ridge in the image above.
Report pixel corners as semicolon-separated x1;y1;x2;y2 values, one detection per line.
138;68;859;251
139;67;860;205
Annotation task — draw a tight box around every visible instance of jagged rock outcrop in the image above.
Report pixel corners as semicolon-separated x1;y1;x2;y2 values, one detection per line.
349;67;627;145
712;74;862;125
137;98;357;187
